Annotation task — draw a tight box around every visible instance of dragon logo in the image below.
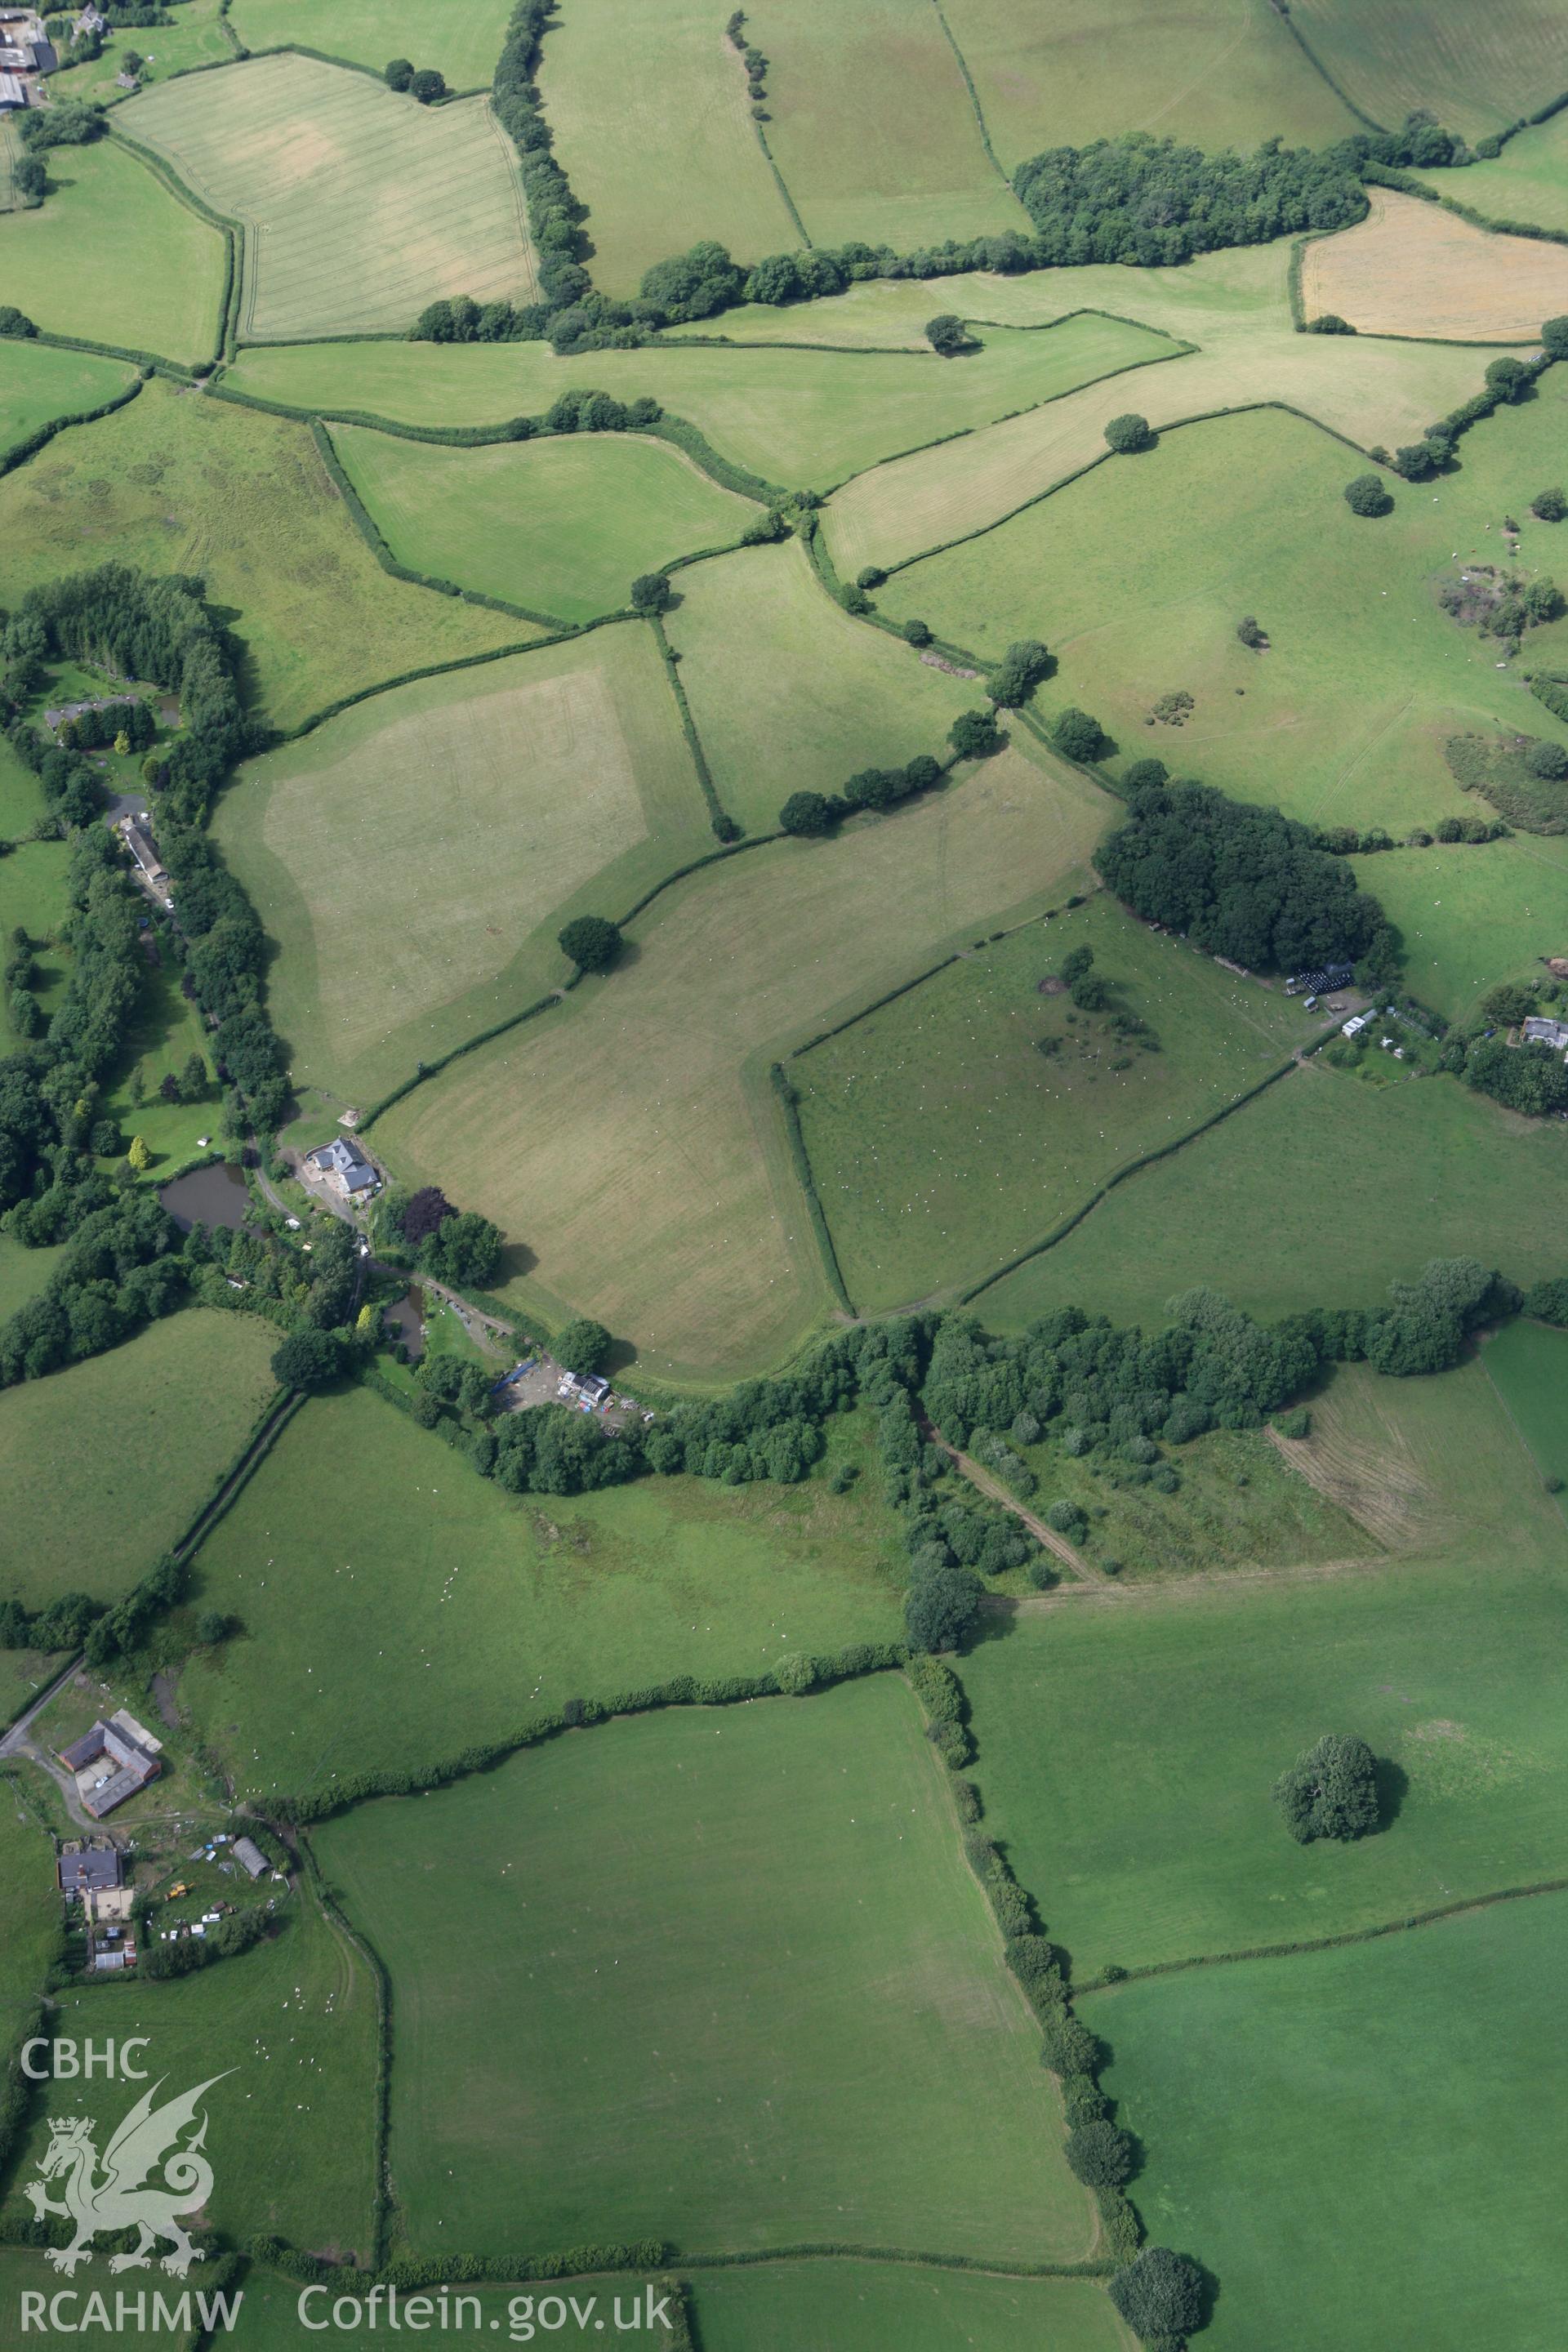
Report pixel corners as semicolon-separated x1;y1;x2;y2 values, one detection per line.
24;2074;232;2277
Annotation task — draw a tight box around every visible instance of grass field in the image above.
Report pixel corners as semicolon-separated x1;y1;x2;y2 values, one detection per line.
179;1382;905;1802
0;1773;60;2042
874;399;1568;837
123;55;537;338
691;2262;1130;2352
0;1236;64;1325
662;537;1016;833
1354;835;1568;1017
1481;1318;1568;1491
330;422;759;622
0;341;136;462
317;1674;1097;2263
0;136;225;363
0;842;70;1047
0;1310;278;1614
795;894;1307;1313
0;381;530;733
229;0;513;87
1094;1891;1568;2348
978;1058;1568;1332
56;0;234;105
374;749;1106;1382
1417;108;1568;237
1302;185;1568;340
224;310;1178;493
1290;0;1568;139
538;0;800;297
14;1878;377;2256
215;627;708;1102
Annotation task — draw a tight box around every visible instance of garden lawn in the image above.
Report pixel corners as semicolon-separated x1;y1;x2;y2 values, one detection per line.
1094;1891;1568;2349
1416;107;1568;238
795;895;1304;1313
179;1383;905;1805
0;1775;60;2043
1289;0;1568;138
329;422;759;624
0;136;225;364
15;1881;377;2256
0;341;135;463
0;381;531;733
94;954;221;1175
978;1059;1568;1333
215;627;707;1104
316;1675;1097;2263
229;0;514;89
1300;185;1568;340
691;2263;1129;2352
122;55;537;338
0;1310;278;1614
373;749;1106;1383
1481;1318;1568;1491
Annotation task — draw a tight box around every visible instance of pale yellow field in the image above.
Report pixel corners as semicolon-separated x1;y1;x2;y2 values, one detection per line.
1302;186;1568;343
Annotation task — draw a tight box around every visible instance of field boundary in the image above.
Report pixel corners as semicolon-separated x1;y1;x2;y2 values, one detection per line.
1264;0;1385;132
648;612;736;837
926;0;1024;197
105;123;243;368
295;1833;394;2265
679;2243;1112;2276
768;1064;856;1315
0;370;147;482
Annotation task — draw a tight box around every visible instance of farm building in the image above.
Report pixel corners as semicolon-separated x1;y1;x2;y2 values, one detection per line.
116;814;168;888
1521;1016;1568;1054
57;1843;122;1900
0;69;24;103
1287;964;1355;996
305;1136;379;1200
232;1835;269;1879
561;1370;612;1408
59;1708;163;1819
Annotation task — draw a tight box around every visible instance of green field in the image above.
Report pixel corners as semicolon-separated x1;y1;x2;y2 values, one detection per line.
1354;835;1568;1018
0;842;70;1047
0;135;226;363
0;1774;60;2042
375;748;1106;1381
0;1236;64;1326
229;0;513;88
0;341;136;463
95;953;223;1174
691;2262;1129;2352
331;422;758;623
1094;1890;1568;2349
795;895;1307;1313
1481;1318;1568;1491
1419;107;1568;235
0;381;529;732
1290;0;1568;138
979;1058;1568;1333
225;310;1178;494
180;1382;904;1803
55;0;234;105
216;627;709;1102
0;1310;278;1614
317;1674;1096;2262
123;54;537;338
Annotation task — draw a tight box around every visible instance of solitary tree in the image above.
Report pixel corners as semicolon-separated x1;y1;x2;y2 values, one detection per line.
924;312;969;356
1527;738;1568;780
127;1135;151;1173
194;1610;231;1646
554;1316;612;1376
410;67;446;102
1305;311;1354;334
1236;614;1267;648
384;56;413;87
904;1559;983;1653
1273;1731;1379;1843
903;617;932;646
630;572;673;615
1103;412;1153;454
1052;706;1107;761
0;306;38;339
559;914;622;972
949;708;1001;760
1531;486;1566;521
1109;2247;1205;2345
1343;472;1394;517
987;639;1050;708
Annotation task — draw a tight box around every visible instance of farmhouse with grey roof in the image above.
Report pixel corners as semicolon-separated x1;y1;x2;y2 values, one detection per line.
305;1136;379;1198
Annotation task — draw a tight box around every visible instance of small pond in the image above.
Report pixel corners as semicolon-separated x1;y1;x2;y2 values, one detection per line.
158;1160;251;1232
383;1286;425;1360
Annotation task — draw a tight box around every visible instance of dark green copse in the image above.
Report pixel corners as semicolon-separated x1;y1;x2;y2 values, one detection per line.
987;639;1050;708
779;790;835;835
949;708;1001;760
1109;2246;1205;2344
1543;315;1568;361
1344;473;1394;517
1273;1731;1379;1844
904;1559;983;1653
558;914;623;972
270;1329;344;1392
924;312;969;355
630;572;673;614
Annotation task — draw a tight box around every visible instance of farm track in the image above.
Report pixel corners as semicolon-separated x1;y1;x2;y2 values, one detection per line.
922;1422;1105;1582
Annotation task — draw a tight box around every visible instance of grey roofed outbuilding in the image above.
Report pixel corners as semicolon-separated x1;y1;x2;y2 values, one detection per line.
231;1836;268;1879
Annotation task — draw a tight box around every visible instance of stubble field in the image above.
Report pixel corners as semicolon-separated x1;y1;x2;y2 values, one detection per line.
1301;185;1568;340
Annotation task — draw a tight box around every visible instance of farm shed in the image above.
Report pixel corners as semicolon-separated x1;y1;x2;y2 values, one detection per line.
232;1835;269;1879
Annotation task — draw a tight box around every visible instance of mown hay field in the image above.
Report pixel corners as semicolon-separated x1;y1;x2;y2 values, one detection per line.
318;1675;1097;2263
795;895;1305;1314
874;401;1568;837
692;2261;1129;2352
0;341;135;461
663;537;1024;835
538;0;800;297
1481;1318;1568;1491
375;749;1107;1383
1290;0;1568;138
1095;1891;1568;2349
978;1058;1568;1334
941;0;1356;169
180;1384;904;1803
0;136;225;363
229;0;514;88
1417;106;1568;237
224;309;1178;492
216;627;706;1103
0;1310;278;1614
0;381;532;733
122;55;537;338
330;422;759;624
1302;185;1568;340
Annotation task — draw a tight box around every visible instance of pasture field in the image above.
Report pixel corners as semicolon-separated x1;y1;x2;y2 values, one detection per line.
538;0;800;296
1417;106;1568;237
1290;0;1568;138
691;2262;1130;2352
0;136;225;363
979;1058;1568;1333
0;842;70;1045
940;0;1356;169
224;310;1178;494
330;422;759;623
374;751;1107;1383
122;56;537;339
229;0;514;89
94;958;222;1174
754;0;1027;254
0;1774;60;2041
215;627;707;1103
0;1310;278;1614
1354;836;1568;1018
1481;1319;1568;1491
795;895;1307;1314
1301;185;1568;340
14;1879;377;2256
316;1675;1097;2262
0;342;136;462
663;537;1033;833
179;1383;904;1803
1094;1891;1568;2350
875;400;1568;836
0;382;529;733
57;0;233;104
0;1236;63;1325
